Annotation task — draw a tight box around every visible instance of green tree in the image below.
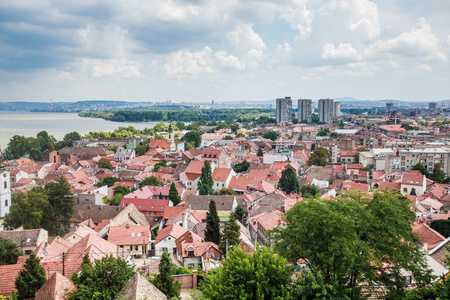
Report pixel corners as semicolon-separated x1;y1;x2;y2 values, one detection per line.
198;161;213;195
278;166;300;195
307;147;329;166
150;251;181;299
140;176;163;187
5;135;33;159
0;237;23;265
176;121;186;130
317;128;331;136
232;206;248;226
263;131;279;141
114;185;131;196
36;130;56;151
218;187;237;195
4;190;49;230
311;143;316;152
233;160;250;173
202;245;291;300
96;176;120;187
45;176;75;229
168;182;181;206
219;214;241;257
204;200;221;245
299;184;321;198
411;163;430;178
15;253;46;300
135;144;147;156
97;158;113;170
257;148;264;157
272;190;431;293
58;131;81;149
153;161;167;172
290;270;359;300
182;130;202;148
109;193;123;206
432;162;447;183
69;255;135;300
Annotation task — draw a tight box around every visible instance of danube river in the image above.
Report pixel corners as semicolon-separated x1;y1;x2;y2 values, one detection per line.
0;111;158;149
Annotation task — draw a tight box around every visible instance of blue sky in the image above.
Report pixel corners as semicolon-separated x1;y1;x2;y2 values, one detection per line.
0;0;449;102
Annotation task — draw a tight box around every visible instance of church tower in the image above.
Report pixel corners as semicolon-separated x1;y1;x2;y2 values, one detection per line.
0;169;11;218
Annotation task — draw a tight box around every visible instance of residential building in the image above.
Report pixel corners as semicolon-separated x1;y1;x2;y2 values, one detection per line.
115;273;167;300
212;168;236;192
114;147;135;162
298;99;312;123
0;228;48;254
386;102;394;113
399;148;450;174
318;98;334;124
35;272;77;300
276;97;292;123
202;149;231;168
154;223;188;256
401;172;426;196
126;137;144;150
108;224;150;258
334;102;341;118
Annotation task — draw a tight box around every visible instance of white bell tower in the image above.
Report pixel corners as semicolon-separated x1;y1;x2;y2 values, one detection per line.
0;169;11;218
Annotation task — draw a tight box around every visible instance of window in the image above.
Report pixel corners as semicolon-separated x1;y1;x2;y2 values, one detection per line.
137;232;141;237
162;247;168;252
131;233;135;238
3;181;6;189
188;263;195;269
403;188;408;193
5;200;7;207
187;249;195;256
161;206;163;210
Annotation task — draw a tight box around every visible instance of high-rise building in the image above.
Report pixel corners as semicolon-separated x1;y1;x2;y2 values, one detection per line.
429;102;437;111
318;98;334;124
276;97;293;123
386;103;394;113
298;99;312;123
333;102;341;118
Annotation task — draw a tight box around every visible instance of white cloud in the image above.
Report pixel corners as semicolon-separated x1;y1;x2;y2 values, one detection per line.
279;4;313;37
413;64;433;72
215;51;246;70
321;43;360;60
81;58;142;78
227;24;266;54
368;17;447;62
164;47;215;77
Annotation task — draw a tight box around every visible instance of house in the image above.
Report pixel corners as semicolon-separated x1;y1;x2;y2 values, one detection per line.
202;149;231;168
78;185;108;205
114;147;136;162
120;194;171;216
180;160;213;191
0;228;48;255
153;224;188;256
35;272;77;300
186;195;237;222
212;168;236;192
115;273;167;300
147;139;175;151
401;172;427;196
254;210;284;246
107;224;150;258
176;241;222;270
122;185;184;201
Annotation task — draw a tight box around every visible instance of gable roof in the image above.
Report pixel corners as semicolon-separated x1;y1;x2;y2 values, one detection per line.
0;228;44;247
108;225;150;246
70;204;125;224
154;224;188;245
115;272;167;300
412;223;446;250
186;195;235;211
35;272;77;300
212;168;232;181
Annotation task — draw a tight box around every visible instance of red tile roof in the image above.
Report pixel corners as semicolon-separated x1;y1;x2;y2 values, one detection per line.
401;173;425;186
212;168;232;181
412;223;446;250
108;225;150;246
154;224;188;245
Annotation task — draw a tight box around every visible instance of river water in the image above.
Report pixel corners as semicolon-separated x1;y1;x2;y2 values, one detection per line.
0;111;158;149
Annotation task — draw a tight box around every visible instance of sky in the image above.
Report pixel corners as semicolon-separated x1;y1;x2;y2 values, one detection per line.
0;0;449;103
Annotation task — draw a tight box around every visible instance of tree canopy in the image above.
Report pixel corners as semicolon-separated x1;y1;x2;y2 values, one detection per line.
278;166;300;195
150;251;181;299
307;147;329;166
198;160;214;195
15;253;46;300
139;175;163;187
204;200;221;245
69;255;135;300
219;214;241;257
168;182;181;206
411;163;430;178
97;158;113;170
0;238;23;266
299;184;321;198
201;245;291;300
232;206;248;226
182;130;202;148
272;190;431;294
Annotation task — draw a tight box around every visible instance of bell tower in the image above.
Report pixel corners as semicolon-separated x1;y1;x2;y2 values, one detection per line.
0;149;11;218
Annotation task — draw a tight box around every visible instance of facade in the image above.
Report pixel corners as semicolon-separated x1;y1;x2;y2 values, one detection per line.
318;98;334;124
386;102;394;113
398;148;450;175
333;102;341;118
0;169;11;218
298;99;312;123
276;97;292;123
429;102;437;111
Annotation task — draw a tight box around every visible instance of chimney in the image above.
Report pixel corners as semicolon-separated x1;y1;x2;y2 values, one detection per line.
192;269;198;288
423;243;428;252
182;212;187;229
277;216;281;225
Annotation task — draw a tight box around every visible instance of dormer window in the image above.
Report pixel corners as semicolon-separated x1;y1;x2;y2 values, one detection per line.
131;233;135;238
187;249;195;256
